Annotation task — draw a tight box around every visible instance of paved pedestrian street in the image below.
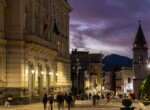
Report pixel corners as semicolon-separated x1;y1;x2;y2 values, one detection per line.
0;98;149;110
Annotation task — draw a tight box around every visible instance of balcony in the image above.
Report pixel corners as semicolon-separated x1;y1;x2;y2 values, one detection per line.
24;34;57;51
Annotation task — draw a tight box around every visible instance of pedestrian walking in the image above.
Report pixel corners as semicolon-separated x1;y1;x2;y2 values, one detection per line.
89;93;91;100
107;93;110;103
43;93;48;110
97;95;100;105
57;94;62;110
66;95;72;110
61;94;65;108
93;95;96;106
48;94;54;110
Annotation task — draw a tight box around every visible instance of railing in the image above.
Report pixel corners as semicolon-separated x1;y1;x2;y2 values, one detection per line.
24;34;57;51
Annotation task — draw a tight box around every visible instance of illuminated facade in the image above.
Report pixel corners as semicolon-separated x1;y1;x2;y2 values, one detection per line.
0;0;72;104
121;67;133;94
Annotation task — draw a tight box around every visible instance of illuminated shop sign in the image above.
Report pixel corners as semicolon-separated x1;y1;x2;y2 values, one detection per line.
126;83;133;90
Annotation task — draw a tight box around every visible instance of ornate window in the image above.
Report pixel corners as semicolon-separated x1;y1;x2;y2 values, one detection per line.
35;5;40;36
24;0;29;33
138;56;143;64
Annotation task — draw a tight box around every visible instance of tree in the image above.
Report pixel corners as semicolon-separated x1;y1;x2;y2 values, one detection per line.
140;75;150;96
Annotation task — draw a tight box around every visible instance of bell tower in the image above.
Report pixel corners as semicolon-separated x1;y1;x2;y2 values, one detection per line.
133;21;148;94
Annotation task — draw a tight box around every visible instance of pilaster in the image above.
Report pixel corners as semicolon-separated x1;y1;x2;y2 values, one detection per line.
6;0;23;40
30;0;35;34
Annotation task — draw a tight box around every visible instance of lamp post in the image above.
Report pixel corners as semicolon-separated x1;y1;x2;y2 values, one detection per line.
72;58;81;95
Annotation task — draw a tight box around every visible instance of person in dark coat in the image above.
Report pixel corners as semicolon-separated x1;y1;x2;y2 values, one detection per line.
97;95;100;105
107;93;110;102
66;95;73;110
93;95;96;106
49;94;54;110
57;94;62;110
43;93;48;110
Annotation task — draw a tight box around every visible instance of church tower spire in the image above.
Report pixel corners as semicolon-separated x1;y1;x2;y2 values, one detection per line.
132;22;148;94
133;21;147;48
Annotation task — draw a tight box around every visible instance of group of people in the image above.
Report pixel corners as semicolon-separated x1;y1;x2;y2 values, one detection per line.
92;93;111;106
42;93;75;110
92;94;100;106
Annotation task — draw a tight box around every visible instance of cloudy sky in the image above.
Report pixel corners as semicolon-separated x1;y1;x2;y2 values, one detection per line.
68;0;150;58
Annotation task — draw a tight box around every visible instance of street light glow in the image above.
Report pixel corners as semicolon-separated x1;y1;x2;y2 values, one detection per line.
31;70;34;74
49;72;52;75
41;71;44;75
148;64;150;68
56;73;58;76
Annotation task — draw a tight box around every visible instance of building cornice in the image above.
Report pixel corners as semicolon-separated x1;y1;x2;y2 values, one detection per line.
25;43;58;58
54;0;73;12
55;56;70;63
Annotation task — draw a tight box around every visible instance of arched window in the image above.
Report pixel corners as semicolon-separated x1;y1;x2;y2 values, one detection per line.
138;56;143;64
35;5;40;36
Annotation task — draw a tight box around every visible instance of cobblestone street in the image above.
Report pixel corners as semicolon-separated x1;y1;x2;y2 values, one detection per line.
0;98;149;110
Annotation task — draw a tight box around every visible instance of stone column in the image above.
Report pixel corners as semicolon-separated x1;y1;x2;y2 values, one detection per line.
30;0;35;34
39;0;43;38
6;0;23;40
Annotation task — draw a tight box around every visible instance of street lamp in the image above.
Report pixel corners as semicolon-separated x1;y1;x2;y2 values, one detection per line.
49;72;52;75
31;70;34;74
41;71;44;75
73;58;81;94
148;64;150;68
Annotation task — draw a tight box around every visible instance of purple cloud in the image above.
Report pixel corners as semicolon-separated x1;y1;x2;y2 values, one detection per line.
68;0;150;58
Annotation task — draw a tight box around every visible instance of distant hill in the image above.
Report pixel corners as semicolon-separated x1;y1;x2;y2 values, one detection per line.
103;54;132;71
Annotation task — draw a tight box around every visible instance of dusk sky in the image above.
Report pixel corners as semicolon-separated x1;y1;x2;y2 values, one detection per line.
68;0;150;58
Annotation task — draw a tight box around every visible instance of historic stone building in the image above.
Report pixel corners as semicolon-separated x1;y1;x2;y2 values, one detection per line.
133;23;149;94
70;49;104;95
121;67;133;95
115;71;122;96
0;0;72;104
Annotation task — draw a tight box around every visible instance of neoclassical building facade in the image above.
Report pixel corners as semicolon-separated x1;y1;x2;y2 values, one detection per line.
0;0;72;104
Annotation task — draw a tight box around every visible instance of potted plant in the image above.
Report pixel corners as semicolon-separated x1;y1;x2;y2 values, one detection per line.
120;99;135;110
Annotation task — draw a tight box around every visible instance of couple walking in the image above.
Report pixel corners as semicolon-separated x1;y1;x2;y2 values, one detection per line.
43;93;54;110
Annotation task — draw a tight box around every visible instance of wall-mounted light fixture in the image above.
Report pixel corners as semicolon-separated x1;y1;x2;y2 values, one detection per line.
41;71;44;75
31;70;34;74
